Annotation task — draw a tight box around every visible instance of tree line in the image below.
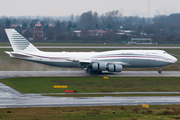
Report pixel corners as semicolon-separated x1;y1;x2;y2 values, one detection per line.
1;10;180;44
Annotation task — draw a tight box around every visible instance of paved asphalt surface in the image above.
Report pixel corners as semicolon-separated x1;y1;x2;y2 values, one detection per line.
1;82;180;108
41;92;180;95
1;71;180;108
1;46;180;49
0;71;180;78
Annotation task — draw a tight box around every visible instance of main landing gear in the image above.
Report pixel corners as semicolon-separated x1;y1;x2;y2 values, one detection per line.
85;68;102;74
158;67;162;74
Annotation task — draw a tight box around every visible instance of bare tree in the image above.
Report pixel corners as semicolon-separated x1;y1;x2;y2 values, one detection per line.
5;19;11;28
70;14;74;23
101;10;122;31
80;11;98;29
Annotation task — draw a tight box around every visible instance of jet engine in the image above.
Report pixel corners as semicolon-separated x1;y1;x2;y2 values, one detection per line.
108;64;122;72
91;63;122;72
92;63;106;71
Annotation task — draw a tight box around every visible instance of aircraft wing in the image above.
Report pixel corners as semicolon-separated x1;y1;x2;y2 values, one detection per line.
104;62;130;66
67;58;91;63
66;58;92;68
79;60;129;66
67;58;130;67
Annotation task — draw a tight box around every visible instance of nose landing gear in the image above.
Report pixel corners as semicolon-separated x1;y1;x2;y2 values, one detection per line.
158;67;162;74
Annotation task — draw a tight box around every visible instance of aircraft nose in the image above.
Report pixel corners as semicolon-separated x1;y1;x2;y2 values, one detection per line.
172;56;177;63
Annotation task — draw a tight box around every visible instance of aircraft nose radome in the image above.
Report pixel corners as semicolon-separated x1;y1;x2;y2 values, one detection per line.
172;56;177;63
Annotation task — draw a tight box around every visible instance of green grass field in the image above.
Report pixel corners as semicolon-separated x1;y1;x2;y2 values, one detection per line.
1;105;180;120
0;48;180;71
1;77;180;94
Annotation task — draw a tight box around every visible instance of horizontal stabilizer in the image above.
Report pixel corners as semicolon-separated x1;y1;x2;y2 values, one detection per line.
4;51;10;55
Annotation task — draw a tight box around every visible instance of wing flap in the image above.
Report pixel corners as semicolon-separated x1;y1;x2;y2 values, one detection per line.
67;58;92;63
106;62;131;66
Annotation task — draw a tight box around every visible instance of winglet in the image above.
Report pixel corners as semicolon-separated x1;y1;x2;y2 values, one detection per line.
5;29;40;52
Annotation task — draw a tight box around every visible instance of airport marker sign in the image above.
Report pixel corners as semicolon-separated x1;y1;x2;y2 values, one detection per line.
54;86;68;88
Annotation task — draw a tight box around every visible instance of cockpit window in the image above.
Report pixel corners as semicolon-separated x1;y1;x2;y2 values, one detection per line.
164;52;167;54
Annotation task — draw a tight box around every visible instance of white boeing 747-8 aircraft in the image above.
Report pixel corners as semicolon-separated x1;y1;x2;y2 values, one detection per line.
5;29;177;74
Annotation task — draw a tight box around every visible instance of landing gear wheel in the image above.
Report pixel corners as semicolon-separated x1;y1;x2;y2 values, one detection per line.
86;69;91;73
158;70;162;74
98;71;102;74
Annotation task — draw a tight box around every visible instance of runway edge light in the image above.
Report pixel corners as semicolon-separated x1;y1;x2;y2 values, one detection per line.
142;104;149;108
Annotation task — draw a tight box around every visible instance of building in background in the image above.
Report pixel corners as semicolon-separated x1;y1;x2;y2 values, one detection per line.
33;22;43;40
130;38;152;45
88;30;107;36
73;30;82;37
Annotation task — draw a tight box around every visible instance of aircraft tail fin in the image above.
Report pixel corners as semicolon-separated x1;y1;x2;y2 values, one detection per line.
5;29;40;52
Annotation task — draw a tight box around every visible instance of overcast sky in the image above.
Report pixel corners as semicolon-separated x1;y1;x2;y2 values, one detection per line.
0;0;180;17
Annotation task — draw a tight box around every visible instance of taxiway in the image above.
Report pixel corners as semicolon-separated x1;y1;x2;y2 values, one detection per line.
0;71;180;78
1;82;180;108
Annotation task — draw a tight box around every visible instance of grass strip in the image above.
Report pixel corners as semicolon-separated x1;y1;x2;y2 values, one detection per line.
1;105;180;120
1;77;180;93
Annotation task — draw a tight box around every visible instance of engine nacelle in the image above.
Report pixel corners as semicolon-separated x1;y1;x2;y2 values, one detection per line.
108;64;122;72
92;63;98;71
92;63;106;71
